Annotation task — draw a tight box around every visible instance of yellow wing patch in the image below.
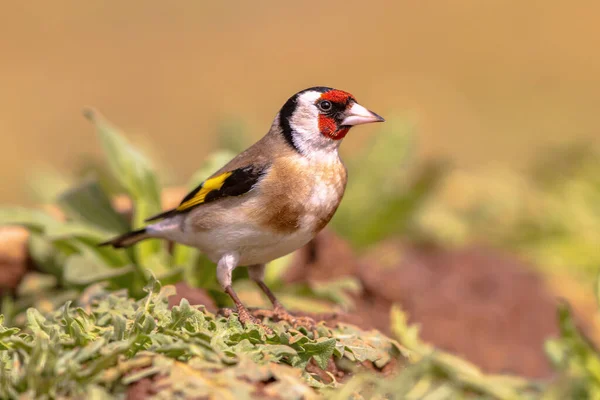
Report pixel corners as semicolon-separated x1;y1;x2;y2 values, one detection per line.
176;171;233;211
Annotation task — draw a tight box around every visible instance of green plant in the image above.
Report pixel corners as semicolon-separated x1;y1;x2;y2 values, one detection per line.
0;110;197;322
0;276;404;399
5;277;600;399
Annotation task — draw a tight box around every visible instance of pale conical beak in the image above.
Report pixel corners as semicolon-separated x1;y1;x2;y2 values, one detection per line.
341;103;385;126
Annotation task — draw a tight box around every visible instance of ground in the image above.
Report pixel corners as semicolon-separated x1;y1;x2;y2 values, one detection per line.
158;229;566;379
0;224;590;381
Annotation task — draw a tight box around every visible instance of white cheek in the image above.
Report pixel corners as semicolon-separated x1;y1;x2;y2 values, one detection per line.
290;92;342;158
290;96;320;139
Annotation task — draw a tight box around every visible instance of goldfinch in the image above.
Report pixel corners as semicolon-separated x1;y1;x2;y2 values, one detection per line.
101;87;384;327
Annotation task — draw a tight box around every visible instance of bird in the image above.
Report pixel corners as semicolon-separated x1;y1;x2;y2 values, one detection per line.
100;86;384;329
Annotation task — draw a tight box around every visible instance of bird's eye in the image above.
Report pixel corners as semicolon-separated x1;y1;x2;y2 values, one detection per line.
318;100;332;112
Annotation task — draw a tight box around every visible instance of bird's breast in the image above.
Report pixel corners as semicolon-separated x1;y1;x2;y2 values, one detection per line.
256;156;347;235
180;155;347;265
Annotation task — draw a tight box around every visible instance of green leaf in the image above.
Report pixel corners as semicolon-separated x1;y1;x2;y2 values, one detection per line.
45;221;114;242
26;308;51;337
27;232;72;277
63;255;134;286
390;304;427;353
156;267;185;286
310;276;362;309
0;207;59;233
56;179;130;234
0;327;20;339
172;244;200;270
56;234;130;269
358;160;446;245
339;338;380;363
261;344;298;359
83;108;168;271
185;254;219;290
168;299;196;330
303;338;336;370
264;254;295;287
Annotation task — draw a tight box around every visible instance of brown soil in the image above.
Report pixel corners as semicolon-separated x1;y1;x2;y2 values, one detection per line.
365;242;560;378
126;377;157;400
284;230;560;378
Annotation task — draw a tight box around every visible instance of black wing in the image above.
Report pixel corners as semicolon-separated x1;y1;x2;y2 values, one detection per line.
145;165;267;222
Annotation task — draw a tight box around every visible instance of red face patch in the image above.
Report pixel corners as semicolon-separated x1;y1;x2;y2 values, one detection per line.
317;90;355;140
318;115;350;140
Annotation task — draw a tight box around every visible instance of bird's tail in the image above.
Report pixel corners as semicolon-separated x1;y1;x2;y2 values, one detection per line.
98;228;151;248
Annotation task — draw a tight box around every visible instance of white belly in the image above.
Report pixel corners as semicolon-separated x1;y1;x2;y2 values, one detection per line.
165;220;315;265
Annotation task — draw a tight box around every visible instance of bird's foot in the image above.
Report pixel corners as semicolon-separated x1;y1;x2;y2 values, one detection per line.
219;307;274;335
253;305;317;332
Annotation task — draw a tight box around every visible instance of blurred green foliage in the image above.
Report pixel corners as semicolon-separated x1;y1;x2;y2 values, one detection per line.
332;117;446;248
412;143;600;281
543;301;600;399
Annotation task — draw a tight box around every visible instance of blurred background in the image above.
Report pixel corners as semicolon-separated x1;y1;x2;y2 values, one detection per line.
2;1;600;203
2;0;600;394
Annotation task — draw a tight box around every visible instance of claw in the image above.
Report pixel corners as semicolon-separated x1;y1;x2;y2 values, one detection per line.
238;308;274;335
253;305;318;333
237;307;261;325
218;307;274;334
274;306;317;329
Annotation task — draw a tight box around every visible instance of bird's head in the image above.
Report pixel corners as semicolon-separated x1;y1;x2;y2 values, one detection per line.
276;87;384;156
